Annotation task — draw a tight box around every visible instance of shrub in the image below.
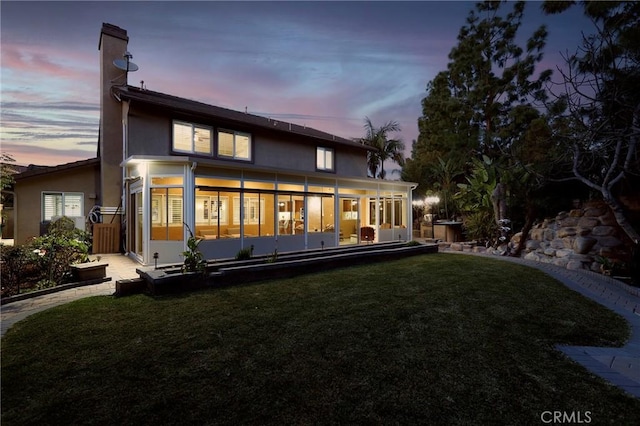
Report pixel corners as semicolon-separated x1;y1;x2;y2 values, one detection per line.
1;217;92;297
266;249;278;263
462;210;498;244
0;245;41;297
181;224;206;274
235;247;252;261
28;217;91;286
405;240;422;247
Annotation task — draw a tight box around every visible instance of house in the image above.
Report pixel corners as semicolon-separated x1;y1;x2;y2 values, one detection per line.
13;159;100;240
13;23;417;265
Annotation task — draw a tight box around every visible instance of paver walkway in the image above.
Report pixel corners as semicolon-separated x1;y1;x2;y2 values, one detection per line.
1;248;639;398
1;253;140;336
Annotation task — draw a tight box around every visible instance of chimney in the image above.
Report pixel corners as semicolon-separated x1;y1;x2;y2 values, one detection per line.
98;23;128;217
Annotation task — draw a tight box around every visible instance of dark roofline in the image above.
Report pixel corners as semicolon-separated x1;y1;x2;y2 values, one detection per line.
14;158;100;180
0;163;29;175
114;86;373;152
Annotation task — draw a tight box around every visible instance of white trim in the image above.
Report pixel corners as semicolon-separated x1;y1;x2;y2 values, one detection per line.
41;191;84;222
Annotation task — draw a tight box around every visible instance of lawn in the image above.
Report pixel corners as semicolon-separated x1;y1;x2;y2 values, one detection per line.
2;253;639;425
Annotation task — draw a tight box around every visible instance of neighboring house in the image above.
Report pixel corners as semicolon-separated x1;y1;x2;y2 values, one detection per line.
13;23;417;265
13;159;100;241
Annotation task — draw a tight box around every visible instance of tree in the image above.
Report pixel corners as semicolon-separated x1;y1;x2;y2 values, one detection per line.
358;117;405;179
406;0;553;233
1;152;17;201
1;153;17;231
543;1;640;242
446;1;551;159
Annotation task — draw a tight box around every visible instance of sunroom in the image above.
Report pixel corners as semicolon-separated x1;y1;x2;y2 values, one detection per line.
124;159;415;265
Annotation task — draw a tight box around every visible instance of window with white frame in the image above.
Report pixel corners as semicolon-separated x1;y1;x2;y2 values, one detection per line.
316;147;334;171
151;187;184;241
218;130;251;161
369;197;405;227
232;196;264;224
169;197;183;225
173;121;212;155
42;192;83;221
196;195;229;225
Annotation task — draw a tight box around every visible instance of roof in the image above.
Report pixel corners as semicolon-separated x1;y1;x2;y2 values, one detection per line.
113;86;372;151
0;163;29;175
14;158;100;180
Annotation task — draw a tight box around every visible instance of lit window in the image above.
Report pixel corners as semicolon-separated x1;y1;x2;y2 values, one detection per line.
42;192;83;221
196;194;228;225
317;147;334;171
370;197;405;227
233;196;264;224
169;197;183;225
151;187;184;241
218;130;252;161
307;194;334;233
173;121;212;155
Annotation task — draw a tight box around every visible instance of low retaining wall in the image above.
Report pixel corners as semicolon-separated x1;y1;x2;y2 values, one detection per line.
138;243;438;296
2;262;110;305
1;276;111;305
515;201;631;272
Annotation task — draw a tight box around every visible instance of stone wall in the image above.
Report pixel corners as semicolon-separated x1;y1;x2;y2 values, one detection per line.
515;201;630;271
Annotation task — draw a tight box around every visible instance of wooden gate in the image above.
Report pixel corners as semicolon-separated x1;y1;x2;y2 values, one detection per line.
92;223;120;253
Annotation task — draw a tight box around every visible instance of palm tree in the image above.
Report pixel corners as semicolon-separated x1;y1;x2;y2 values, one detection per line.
358;117;405;179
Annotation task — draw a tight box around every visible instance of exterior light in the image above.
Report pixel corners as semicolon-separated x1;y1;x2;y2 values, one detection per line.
425;196;440;206
153;252;159;270
135;161;147;177
421;195;440;240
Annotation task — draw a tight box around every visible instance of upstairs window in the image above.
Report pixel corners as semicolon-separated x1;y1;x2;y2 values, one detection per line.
173;121;212;155
218;130;252;161
317;147;334;171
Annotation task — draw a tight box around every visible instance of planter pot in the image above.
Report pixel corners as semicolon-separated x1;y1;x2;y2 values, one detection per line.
71;262;108;281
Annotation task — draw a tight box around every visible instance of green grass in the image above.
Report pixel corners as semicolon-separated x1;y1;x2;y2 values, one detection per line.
2;253;639;425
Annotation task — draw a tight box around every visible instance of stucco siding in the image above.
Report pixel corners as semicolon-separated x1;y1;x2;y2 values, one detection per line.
335;147;369;177
128;111;172;156
14;165;99;244
125;105;369;178
253;133;314;172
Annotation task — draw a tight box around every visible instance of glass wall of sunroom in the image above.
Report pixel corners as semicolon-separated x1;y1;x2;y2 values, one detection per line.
125;161;412;265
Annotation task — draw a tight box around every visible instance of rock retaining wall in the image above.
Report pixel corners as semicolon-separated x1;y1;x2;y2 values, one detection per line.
515;201;629;272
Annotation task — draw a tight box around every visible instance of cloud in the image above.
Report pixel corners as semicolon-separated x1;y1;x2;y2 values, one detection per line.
0;141;96;166
1;101;99;111
1;109;98;132
0;0;598;169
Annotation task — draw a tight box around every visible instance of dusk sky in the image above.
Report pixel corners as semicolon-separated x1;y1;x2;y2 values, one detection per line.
1;1;593;168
